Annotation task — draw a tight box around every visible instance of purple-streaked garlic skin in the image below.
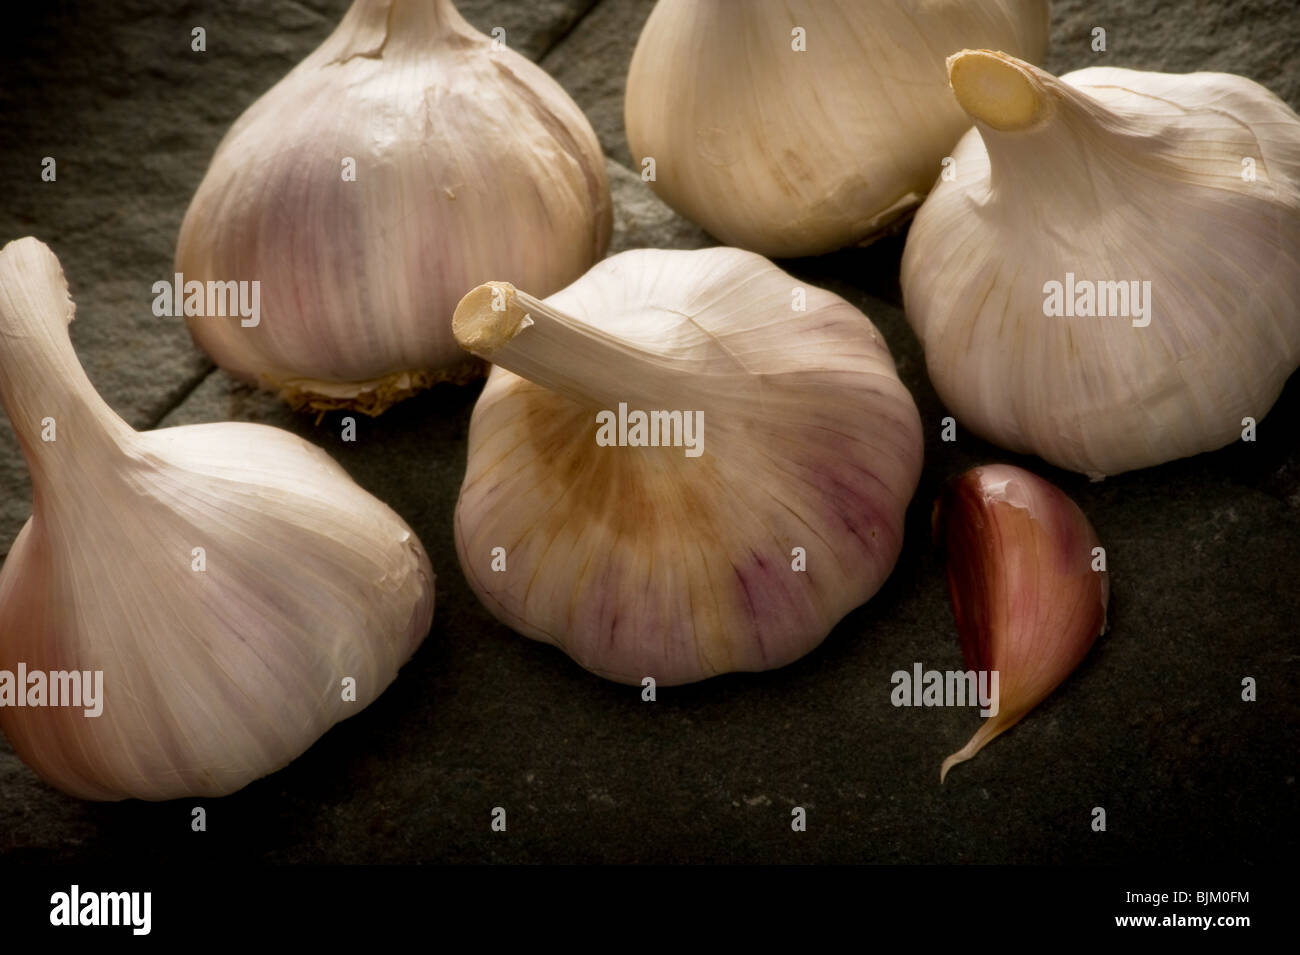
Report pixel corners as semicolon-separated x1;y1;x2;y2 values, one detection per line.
453;248;924;686
176;0;611;414
933;464;1109;781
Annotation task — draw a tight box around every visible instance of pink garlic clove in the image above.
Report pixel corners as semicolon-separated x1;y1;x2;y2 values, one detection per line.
932;464;1109;782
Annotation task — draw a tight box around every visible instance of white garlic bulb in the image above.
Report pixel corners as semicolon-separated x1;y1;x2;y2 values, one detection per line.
451;248;923;686
902;50;1300;478
0;238;434;801
624;0;1048;258
176;0;612;415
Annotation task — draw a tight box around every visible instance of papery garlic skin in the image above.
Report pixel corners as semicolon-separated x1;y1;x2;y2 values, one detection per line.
452;248;923;686
624;0;1049;257
932;465;1108;781
902;50;1300;478
0;238;434;801
176;0;612;414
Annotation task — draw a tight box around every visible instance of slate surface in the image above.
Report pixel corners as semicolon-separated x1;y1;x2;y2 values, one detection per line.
0;0;1295;864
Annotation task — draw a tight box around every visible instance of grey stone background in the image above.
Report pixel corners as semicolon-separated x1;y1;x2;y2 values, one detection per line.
0;0;1295;863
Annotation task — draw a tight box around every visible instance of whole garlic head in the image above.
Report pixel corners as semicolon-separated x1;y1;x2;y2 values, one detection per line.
624;0;1049;257
176;0;612;414
902;50;1300;478
0;238;435;801
451;248;923;686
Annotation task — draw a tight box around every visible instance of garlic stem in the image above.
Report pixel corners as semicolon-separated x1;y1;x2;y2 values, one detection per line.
327;0;471;61
453;281;737;412
0;240;133;484
945;49;1127;211
947;50;1044;131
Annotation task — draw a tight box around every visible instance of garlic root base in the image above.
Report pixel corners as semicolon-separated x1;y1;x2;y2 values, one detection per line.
270;358;488;417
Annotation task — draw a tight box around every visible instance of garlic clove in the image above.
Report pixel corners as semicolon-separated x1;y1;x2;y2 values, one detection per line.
624;0;1049;257
176;0;611;415
902;50;1300;478
932;464;1108;782
451;248;923;686
0;237;435;801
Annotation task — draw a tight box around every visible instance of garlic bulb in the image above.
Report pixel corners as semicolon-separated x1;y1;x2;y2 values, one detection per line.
0;238;434;801
932;465;1108;782
624;0;1048;258
902;50;1300;478
176;0;612;414
451;247;923;685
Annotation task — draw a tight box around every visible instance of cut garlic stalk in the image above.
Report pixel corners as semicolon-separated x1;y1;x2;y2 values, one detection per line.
902;50;1300;478
0;238;434;801
176;0;612;414
451;248;923;685
625;0;1048;257
932;465;1108;782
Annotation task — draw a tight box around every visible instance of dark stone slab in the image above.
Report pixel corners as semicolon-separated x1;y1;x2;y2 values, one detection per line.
543;0;654;171
1046;0;1300;107
606;157;712;254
